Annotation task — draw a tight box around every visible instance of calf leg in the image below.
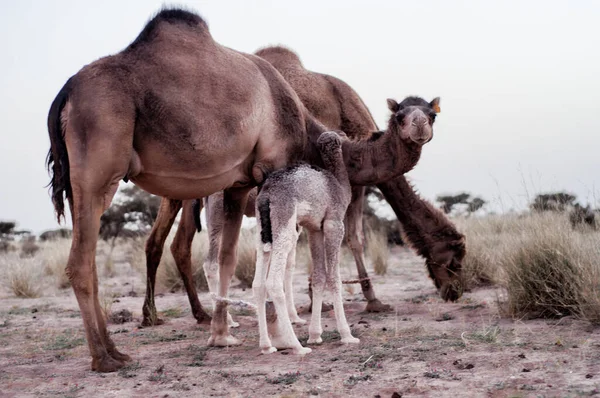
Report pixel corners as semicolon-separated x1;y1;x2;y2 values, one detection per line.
325;219;359;344
142;198;181;326
266;235;311;355
253;218;276;353
307;230;326;345
285;225;306;324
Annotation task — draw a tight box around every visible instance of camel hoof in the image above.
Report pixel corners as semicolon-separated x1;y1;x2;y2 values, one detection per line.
196;316;212;326
291;318;307;325
261;346;277;355
292;346;312;355
207;334;242;347
109;350;132;363
365;299;393;313
91;355;126;373
141;317;164;327
307;337;323;345
341;336;360;344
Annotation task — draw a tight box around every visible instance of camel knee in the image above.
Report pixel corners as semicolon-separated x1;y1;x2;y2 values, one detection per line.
170;238;191;265
65;258;93;296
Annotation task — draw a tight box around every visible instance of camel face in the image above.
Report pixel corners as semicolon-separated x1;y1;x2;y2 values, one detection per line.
387;96;440;145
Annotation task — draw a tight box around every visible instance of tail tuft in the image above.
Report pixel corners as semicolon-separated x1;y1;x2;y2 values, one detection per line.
46;78;74;224
192;199;202;232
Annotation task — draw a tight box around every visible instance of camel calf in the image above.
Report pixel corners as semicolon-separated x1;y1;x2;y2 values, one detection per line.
253;131;359;355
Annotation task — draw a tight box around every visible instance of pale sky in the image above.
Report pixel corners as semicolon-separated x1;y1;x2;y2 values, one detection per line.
1;0;599;234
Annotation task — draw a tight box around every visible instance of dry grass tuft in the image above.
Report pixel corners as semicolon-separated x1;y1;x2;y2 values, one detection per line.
234;228;257;288
366;226;389;276
1;253;42;298
157;230;209;293
39;239;71;289
458;212;600;322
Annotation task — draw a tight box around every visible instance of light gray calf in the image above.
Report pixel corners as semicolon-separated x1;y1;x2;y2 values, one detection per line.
253;131;359;355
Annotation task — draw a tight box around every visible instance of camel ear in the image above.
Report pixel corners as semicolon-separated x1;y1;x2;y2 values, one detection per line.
387;98;399;113
430;97;441;113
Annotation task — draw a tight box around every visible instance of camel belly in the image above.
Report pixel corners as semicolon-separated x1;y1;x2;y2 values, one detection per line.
128;143;254;199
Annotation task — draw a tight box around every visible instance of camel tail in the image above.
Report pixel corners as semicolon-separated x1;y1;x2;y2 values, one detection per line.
192;199;202;232
46;78;73;224
257;197;272;248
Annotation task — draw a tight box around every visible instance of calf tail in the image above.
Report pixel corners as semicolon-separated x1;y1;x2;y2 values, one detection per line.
257;198;272;247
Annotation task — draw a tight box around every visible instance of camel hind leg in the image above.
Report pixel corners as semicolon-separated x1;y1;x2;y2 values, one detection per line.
345;187;392;312
142;198;182;326
170;200;211;325
208;188;250;347
203;193;239;328
64;110;134;371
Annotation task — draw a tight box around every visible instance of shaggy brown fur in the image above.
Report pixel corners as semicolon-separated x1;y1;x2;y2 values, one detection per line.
377;176;466;300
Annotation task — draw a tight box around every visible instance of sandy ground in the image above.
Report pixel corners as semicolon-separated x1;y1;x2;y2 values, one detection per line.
1;246;599;398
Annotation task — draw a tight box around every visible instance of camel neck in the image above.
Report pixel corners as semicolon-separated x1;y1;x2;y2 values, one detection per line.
341;130;422;186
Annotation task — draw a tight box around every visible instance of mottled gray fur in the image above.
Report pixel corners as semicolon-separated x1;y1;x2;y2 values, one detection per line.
253;131;359;355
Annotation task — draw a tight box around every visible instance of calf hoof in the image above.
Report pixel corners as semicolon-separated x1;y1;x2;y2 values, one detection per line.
207;334;242;347
365;299;393;313
341;336;360;344
307;303;333;313
292;346;312;355
291;317;307;325
141;317;164;327
261;346;277;355
91;355;126;373
307;337;323;345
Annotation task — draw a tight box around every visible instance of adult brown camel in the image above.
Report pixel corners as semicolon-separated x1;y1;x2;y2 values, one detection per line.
141;45;465;326
46;9;319;372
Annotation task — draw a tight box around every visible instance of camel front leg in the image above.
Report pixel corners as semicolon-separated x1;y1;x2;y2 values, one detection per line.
207;188;249;347
345;186;392;312
171;200;211;325
203;193;239;328
142;198;182;326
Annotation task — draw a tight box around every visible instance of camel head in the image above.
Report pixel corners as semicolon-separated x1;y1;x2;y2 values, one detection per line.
425;236;465;302
386;96;440;145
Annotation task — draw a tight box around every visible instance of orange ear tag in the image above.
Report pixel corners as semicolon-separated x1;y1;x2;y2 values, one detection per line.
433;104;441;113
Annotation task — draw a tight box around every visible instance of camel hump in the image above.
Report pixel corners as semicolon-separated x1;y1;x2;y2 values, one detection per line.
127;8;209;51
254;45;303;68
